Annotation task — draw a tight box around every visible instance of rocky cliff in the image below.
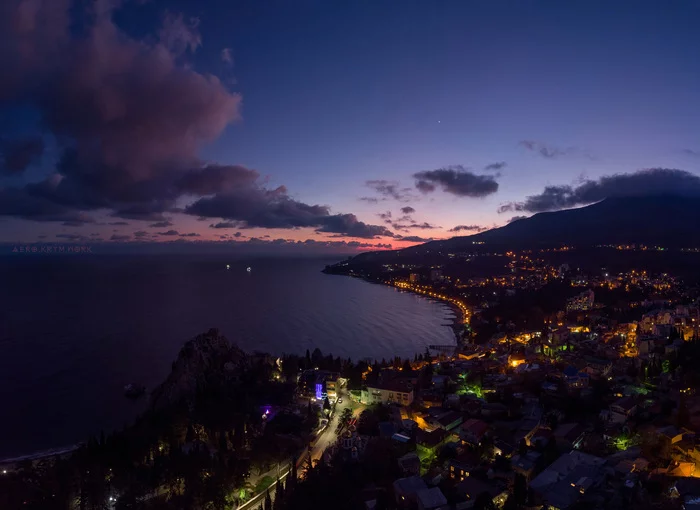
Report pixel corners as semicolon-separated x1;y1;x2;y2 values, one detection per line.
150;328;247;409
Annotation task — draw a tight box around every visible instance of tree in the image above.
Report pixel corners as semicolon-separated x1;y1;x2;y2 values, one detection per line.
274;477;285;510
323;397;331;414
288;459;297;491
402;359;412;373
311;348;323;365
518;438;527;456
513;473;527;505
186;423;195;443
219;430;228;453
264;488;272;510
474;491;497;510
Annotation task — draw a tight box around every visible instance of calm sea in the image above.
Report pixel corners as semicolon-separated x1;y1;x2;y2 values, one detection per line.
0;255;455;458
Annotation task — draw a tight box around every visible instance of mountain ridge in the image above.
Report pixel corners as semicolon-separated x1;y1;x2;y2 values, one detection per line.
341;195;700;267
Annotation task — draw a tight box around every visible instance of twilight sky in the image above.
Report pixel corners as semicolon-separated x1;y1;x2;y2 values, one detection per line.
1;0;699;252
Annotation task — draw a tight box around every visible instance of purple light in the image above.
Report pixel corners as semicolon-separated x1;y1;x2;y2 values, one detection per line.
315;383;323;400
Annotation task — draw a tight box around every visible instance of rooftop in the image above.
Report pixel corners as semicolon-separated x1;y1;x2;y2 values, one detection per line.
393;475;427;496
461;418;489;437
415;487;447;509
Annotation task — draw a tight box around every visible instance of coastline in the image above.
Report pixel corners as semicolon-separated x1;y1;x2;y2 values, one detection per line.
0;443;82;467
5;268;453;463
390;282;467;344
328;271;465;347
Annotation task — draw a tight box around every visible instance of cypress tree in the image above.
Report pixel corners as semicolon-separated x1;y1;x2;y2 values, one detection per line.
274;478;284;510
289;459;297;490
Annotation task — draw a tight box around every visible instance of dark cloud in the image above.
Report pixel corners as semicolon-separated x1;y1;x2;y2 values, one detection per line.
111;203;172;222
176;164;259;195
398;235;434;243
359;197;382;204
0;0;241;222
519;140;582;159
484;162;506;171
179;232;200;237
0;183;97;223
315;214;395;239
364;180;415;202
413;165;498;197
209;221;238;229
108;221;130;226
391;222;439;231
497;203;523;214
56;233;87;241
234;232;243;238
400;206;415;214
508;216;528;224
110;234;131;241
186;186;327;228
218;236;392;251
415;180;436;193
683;149;700;157
187;185;394;239
157;230;179;236
0;1;401;244
377;211;392;221
134;231;149;238
0;137;44;174
255;238;393;250
448;225;486;233
500;168;700;213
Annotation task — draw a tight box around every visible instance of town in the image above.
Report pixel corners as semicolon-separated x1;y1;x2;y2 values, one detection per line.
311;245;700;510
5;245;700;510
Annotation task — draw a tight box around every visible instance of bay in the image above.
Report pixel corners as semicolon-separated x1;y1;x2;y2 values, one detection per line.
0;255;455;458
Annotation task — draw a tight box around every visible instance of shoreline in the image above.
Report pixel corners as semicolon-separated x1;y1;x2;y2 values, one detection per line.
390;282;468;343
332;272;466;347
7;273;459;463
0;443;83;467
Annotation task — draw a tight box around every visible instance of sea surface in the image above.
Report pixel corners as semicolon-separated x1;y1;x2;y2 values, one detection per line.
0;255;455;459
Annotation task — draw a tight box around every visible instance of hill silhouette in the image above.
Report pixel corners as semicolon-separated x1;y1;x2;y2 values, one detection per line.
337;195;700;268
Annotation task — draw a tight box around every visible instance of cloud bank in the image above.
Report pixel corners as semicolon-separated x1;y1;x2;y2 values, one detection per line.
413;165;498;197
499;168;700;213
448;224;486;233
0;1;392;241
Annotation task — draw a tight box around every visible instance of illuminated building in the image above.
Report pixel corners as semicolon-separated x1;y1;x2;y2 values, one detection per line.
299;369;342;400
566;289;594;312
362;381;414;405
